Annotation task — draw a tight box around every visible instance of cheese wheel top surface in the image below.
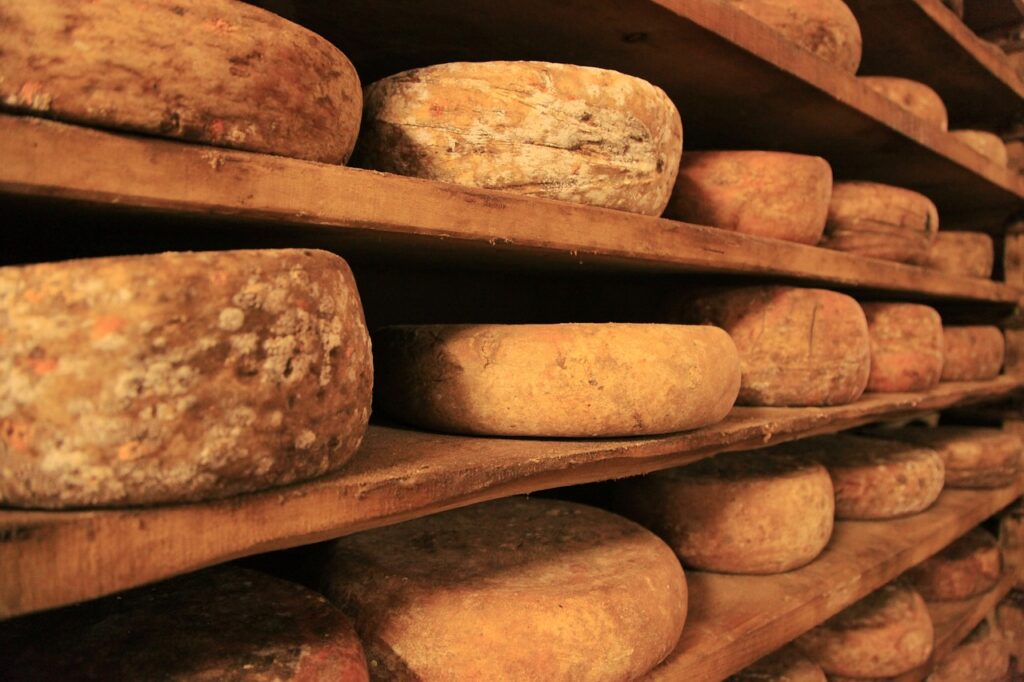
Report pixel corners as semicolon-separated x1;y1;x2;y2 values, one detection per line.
860;77;949;130
927;618;1009;682
941;326;1005;382
862;303;944;393
905;527;1002;601
824;182;939;264
951;130;1010;167
726;646;826;681
878;426;1021;489
319;497;687;682
0;249;373;507
926;231;994;279
356;61;683;216
0;0;362;163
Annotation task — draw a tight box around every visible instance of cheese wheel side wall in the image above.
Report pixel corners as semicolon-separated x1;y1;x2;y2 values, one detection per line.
904;527;1002;601
859;77;949;130
823;182;939;264
926;232;995;279
862;303;944;393
942;326;1005;382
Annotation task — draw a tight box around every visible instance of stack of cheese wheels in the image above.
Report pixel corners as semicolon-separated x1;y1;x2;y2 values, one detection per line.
664;151;832;244
941;326;1005;381
0;249;373;508
997;591;1024;666
666;286;871;406
727;646;826;681
372;323;740;437
822;182;939;264
774;433;944;519
951;130;1010;167
861;303;945;393
0;566;370;680
356;61;683;215
905;528;1002;600
314;497;687;680
926;232;995;279
860;77;949;130
0;0;362;164
721;0;862;73
927;618;1010;682
611;450;835;574
878;426;1021;489
795;580;934;678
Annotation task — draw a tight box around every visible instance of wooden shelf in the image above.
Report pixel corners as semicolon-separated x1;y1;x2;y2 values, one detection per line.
1;116;1019;309
2;376;1021;620
965;0;1024;35
644;483;1024;682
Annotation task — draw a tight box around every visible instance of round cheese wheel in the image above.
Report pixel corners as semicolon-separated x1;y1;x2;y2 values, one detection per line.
664;151;832;244
0;566;369;680
862;303;945;393
905;528;1002;601
667;286;871;407
727;646;827;681
723;0;863;73
612;450;835;574
0;249;373;508
373;323;740;437
794;580;934;678
860;77;949;130
927;618;1010;682
880;426;1021;489
1007;139;1024;174
0;0;361;164
775;434;944;520
926;231;995;279
823;182;939;264
942;326;1005;382
356;61;683;216
951;130;1010;167
996;590;1024;665
999;503;1024;588
317;497;688;681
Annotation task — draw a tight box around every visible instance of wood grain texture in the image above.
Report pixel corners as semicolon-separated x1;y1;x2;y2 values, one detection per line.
1;376;1022;620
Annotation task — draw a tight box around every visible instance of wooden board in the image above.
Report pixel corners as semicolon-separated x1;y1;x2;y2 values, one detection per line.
1;116;1019;308
645;484;1023;681
2;376;1022;620
965;0;1024;34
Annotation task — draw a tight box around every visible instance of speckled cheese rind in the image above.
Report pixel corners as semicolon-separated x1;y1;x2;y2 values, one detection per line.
0;566;370;681
927;618;1010;682
0;249;373;508
723;0;863;73
862;303;945;393
794;580;934;678
952;130;1010;167
665;151;832;245
612;451;835;574
668;286;871;407
996;590;1024;664
822;182;939;264
373;323;740;437
775;434;944;520
0;0;362;164
941;326;1005;382
878;426;1021;489
905;528;1003;601
355;61;683;215
316;497;688;682
726;646;826;681
926;232;995;279
860;77;949;130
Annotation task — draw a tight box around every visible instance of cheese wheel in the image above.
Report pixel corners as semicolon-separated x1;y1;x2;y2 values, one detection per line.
667;286;871;407
794;580;934;678
373;323;740;437
952;130;1010;167
0;249;373;508
317;497;688;681
0;566;369;680
942;326;1005;382
664;151;832;244
927;618;1010;682
860;77;949;130
905;528;1002;601
0;0;361;164
996;590;1024;666
879;426;1021;489
999;503;1024;588
356;61;683;216
926;231;995;279
722;0;863;73
612;450;835;574
727;646;827;681
1007;139;1024;174
775;434;944;520
862;303;945;393
823;182;939;264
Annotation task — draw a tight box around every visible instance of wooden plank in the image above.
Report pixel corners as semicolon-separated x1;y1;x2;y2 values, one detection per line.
1;116;1019;307
2;376;1022;620
645;485;1023;682
965;0;1024;34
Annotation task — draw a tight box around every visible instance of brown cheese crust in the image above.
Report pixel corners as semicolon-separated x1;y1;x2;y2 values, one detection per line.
612;450;835;574
905;527;1002;601
878;426;1021;489
927;618;1010;682
0;0;362;163
951;130;1010;167
0;566;370;681
0;249;373;508
862;303;945;393
823;182;939;264
317;497;688;682
941;326;1005;382
926;232;995;279
860;77;949;130
355;61;683;215
373;323;740;437
996;590;1024;664
727;646;827;681
999;502;1024;589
